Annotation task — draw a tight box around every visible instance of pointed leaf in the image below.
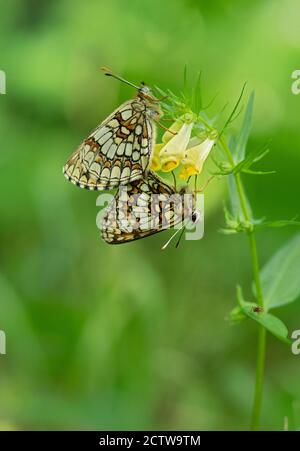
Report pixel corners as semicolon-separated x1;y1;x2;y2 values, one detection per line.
227;305;247;323
241;305;291;345
219;83;247;139
254;219;300;231
227;174;241;220
242;169;275;175
234;91;255;162
193;71;202;113
256;233;300;309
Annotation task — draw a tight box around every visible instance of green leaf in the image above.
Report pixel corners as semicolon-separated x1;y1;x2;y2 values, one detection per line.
257;233;300;309
219;227;238;235
227;174;253;222
228;174;240;219
193;71;202;113
232;145;271;175
233;286;291;345
242;169;276;175
234;91;255;162
254;219;300;231
227;305;247;323
183;64;188;96
214;144;274;177
219;83;247;138
241;304;291;345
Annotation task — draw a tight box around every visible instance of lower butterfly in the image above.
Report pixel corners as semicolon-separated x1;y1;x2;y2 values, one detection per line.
63;68;162;190
101;171;199;245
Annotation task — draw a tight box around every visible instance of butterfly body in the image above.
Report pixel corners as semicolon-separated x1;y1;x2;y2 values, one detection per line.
63;85;162;191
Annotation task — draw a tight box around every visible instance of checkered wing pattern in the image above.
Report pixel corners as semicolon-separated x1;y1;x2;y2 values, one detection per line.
63;100;155;190
101;171;194;244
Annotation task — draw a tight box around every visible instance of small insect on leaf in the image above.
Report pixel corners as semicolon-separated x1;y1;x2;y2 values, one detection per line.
252;306;264;313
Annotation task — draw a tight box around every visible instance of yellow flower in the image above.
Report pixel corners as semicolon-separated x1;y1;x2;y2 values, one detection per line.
150;143;164;171
159;122;194;172
161;120;183;144
161;113;194;144
179;136;215;180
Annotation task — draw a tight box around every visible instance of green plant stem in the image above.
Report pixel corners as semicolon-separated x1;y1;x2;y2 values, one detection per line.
251;325;266;430
220;137;266;430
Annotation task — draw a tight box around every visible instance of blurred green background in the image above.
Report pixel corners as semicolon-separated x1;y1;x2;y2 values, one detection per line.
0;0;300;431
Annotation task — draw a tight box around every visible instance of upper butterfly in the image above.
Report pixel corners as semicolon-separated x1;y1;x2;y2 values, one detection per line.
63;68;162;191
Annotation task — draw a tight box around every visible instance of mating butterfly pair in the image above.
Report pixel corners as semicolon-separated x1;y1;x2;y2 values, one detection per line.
63;70;197;244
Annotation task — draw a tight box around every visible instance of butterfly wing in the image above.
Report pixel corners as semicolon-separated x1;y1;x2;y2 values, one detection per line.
101;171;194;244
63;100;155;190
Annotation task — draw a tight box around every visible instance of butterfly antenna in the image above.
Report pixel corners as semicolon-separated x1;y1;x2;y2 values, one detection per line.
195;175;215;193
101;66;141;90
171;171;177;191
175;225;186;248
161;223;186;251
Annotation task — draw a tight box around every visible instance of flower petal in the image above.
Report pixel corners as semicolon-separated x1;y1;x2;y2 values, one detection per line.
159;122;194;172
150;143;164;171
180;137;215;178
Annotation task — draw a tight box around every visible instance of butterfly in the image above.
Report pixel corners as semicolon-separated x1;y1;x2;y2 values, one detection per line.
63;69;162;190
101;170;199;245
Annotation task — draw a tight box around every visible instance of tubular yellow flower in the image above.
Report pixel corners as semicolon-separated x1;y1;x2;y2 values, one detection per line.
179;137;215;180
162;119;183;144
159;122;194;172
162;113;194;144
150;143;164;171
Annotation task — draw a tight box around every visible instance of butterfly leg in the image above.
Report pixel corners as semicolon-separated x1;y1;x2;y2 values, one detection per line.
171;171;177;191
196;175;216;193
154;119;178;135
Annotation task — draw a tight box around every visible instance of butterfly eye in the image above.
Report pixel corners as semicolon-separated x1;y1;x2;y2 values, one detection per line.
139;85;151;95
191;211;201;223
